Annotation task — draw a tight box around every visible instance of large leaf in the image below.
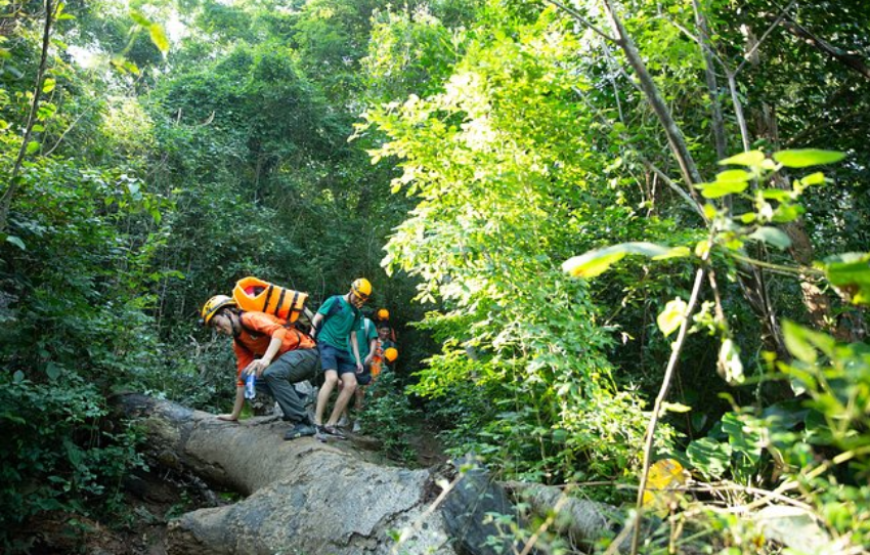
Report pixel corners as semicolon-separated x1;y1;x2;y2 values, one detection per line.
687;437;732;479
149;23;170;54
563;242;674;279
697;170;752;198
718;150;765;167
773;149;845;168
721;412;762;465
822;252;870;305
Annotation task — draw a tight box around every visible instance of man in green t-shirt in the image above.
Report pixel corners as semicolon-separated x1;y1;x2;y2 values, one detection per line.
310;278;371;438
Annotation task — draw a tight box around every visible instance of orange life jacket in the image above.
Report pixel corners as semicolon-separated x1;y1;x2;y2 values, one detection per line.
233;276;308;323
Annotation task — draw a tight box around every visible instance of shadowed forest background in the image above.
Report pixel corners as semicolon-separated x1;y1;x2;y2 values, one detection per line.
1;0;869;552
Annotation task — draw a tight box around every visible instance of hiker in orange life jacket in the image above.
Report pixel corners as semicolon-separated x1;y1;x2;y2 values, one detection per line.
309;278;370;438
200;295;319;440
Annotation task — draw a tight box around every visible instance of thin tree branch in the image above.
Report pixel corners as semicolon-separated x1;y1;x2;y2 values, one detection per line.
734;0;797;76
779;17;870;80
600;0;704;192
0;0;55;234
543;0;618;43
631;252;710;555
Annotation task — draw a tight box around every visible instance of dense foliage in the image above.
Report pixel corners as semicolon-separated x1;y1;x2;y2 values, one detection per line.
1;0;869;552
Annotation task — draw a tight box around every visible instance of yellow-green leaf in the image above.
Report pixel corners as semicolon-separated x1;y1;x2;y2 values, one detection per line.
25;140;40;154
42;78;55;93
563;250;626;279
129;10;151;27
657;297;687;337
773;149;845;168
718;150;765;167
149;23;169;54
799;172;825;186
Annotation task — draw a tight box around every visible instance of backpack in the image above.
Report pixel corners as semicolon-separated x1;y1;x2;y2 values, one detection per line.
233;276;308;324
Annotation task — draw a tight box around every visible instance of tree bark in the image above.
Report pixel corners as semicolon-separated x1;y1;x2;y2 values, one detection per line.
117;395;615;555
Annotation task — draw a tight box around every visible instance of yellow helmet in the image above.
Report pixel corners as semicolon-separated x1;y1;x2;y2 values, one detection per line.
201;294;235;326
376;308;390;321
384;347;398;363
351;278;372;300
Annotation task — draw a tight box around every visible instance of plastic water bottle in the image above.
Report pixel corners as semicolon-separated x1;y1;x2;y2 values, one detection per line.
244;372;256;399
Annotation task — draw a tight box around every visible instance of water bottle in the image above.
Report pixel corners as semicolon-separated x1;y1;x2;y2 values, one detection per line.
244;372;257;399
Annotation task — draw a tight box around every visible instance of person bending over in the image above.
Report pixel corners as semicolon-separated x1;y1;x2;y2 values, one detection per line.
200;294;319;440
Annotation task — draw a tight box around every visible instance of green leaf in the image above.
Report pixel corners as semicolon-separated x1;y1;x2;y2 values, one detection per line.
721;413;762;464
717;339;744;384
129;10;151;27
799;172;826;186
718;150;765;167
45;362;61;381
760;188;793;202
26;140;40;154
773;149;845;168
661;402;692;413
748;226;791;250
42;78;55;93
657;297;687;338
563;242;672;279
13;370;24;383
698;181;749;199
149;23;169;54
782;321;817;364
687;437;732;479
5;234;25;249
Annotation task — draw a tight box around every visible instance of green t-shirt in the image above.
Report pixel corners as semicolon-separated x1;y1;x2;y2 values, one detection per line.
316;295;361;352
355;318;379;362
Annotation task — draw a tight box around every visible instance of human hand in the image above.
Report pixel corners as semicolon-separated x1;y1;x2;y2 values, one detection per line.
244;360;268;379
356;362;364;374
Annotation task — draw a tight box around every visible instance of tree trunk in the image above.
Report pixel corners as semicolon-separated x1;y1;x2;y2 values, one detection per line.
117;394;616;555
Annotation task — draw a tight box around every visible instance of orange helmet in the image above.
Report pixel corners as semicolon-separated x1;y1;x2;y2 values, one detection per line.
377;308;390;321
201;295;235;326
384;347;398;363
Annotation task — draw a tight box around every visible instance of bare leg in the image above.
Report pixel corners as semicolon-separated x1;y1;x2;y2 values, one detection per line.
315;370;339;425
326;373;357;426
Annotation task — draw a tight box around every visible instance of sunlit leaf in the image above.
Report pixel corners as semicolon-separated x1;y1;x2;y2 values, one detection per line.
661;402;692;413
698;180;749;198
717;339;744;384
129;10;151;27
26;140;40;154
652;246;691;260
563;242;672;279
718;150;765;167
642;458;688;511
42;78;55;93
799;172;826;186
5;234;26;250
657;297;687;338
773;149;845;168
149;23;170;54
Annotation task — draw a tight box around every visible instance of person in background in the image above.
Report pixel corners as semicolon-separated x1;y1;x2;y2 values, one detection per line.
199;295;319;440
310;278;371;438
377;322;398;373
339;316;378;432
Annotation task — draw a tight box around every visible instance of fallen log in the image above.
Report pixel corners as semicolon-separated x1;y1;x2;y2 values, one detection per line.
117;394;615;555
